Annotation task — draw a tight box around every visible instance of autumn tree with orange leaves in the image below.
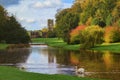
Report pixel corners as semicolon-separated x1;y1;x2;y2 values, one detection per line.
70;25;86;44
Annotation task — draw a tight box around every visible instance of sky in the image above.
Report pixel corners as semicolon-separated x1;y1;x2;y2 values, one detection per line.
0;0;74;30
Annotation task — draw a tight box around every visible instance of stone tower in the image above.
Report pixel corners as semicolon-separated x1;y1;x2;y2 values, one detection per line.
48;19;54;31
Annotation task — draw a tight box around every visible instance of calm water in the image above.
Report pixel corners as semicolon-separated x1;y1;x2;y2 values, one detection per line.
0;45;120;80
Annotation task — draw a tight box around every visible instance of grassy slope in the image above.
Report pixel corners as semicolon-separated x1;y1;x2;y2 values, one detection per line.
0;43;8;49
92;43;120;52
0;66;104;80
32;38;120;52
32;38;80;50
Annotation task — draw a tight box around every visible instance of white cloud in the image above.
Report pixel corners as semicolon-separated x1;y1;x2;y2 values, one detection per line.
6;0;72;30
18;17;24;21
18;18;36;24
33;0;62;8
26;19;36;23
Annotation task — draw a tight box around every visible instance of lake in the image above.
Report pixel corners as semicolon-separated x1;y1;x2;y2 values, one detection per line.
0;45;120;80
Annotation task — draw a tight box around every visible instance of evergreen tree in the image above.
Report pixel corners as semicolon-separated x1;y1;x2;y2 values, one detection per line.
0;5;30;44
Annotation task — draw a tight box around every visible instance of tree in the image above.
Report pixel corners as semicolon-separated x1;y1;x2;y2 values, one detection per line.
112;0;120;26
41;27;48;38
47;28;56;38
74;0;118;26
0;5;8;42
55;8;79;44
0;5;30;44
4;16;30;44
80;25;104;49
104;26;120;43
70;25;86;44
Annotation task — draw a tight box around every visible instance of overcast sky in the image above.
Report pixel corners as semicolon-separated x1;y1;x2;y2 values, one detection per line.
0;0;74;30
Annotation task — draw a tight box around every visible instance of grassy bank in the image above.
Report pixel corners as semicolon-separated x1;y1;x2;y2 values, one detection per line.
32;38;80;50
0;66;104;80
0;43;8;49
0;43;30;50
92;43;120;52
32;38;120;52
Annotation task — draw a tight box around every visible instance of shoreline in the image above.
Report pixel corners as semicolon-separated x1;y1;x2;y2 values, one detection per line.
1;38;120;53
0;66;104;80
0;43;8;50
32;38;120;53
0;43;30;50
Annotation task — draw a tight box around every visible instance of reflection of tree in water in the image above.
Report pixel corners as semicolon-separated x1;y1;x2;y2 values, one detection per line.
70;50;104;67
54;49;71;65
69;50;120;80
102;51;120;72
0;48;31;64
56;50;120;72
52;49;120;72
31;47;120;80
102;51;113;69
89;72;120;80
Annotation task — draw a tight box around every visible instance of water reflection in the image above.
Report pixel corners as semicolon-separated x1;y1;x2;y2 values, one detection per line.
0;48;30;65
102;51;113;70
0;45;120;80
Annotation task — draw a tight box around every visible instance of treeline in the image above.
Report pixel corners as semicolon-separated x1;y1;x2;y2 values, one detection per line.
55;0;120;48
0;5;30;44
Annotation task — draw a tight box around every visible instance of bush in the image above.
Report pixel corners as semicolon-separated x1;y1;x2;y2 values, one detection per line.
47;31;56;38
104;26;120;43
80;25;104;49
7;44;30;49
70;25;86;44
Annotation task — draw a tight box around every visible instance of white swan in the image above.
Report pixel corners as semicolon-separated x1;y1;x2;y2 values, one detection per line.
19;65;25;70
75;66;85;74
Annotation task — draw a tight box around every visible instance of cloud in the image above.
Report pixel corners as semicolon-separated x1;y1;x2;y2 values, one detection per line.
33;0;62;8
18;17;24;21
18;18;36;23
26;19;36;23
6;0;73;30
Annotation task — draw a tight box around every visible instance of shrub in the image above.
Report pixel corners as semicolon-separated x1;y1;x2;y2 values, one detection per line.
70;25;86;44
47;31;56;38
7;44;30;49
104;26;120;43
80;25;104;49
104;26;114;43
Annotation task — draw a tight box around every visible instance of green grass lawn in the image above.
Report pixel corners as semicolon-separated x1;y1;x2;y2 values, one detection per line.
91;43;120;53
32;38;120;52
32;38;80;51
0;43;8;49
0;66;105;80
